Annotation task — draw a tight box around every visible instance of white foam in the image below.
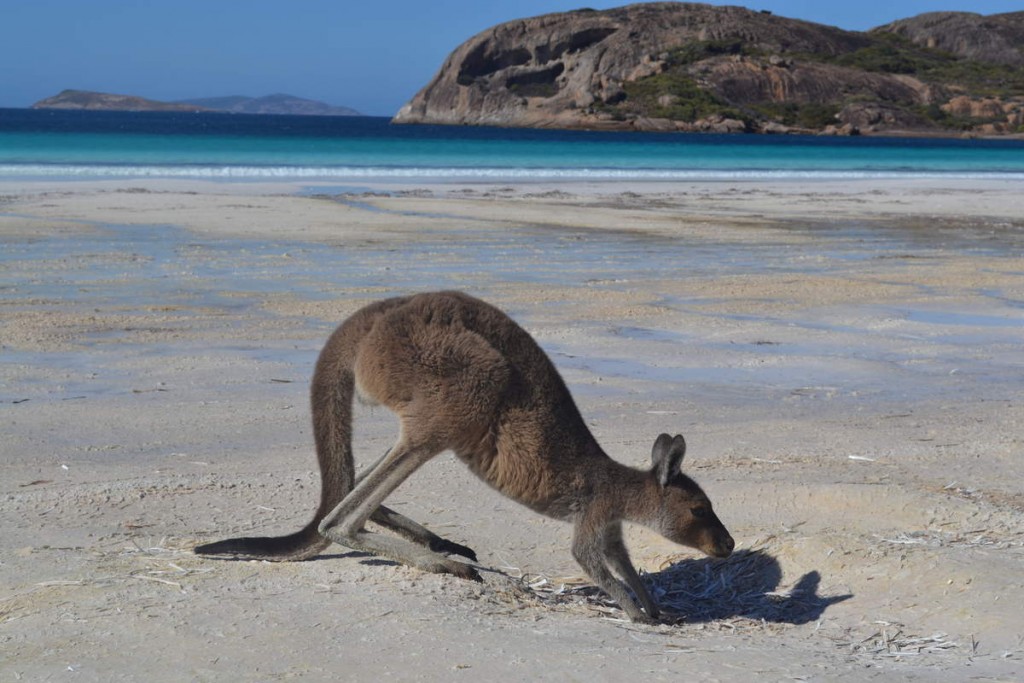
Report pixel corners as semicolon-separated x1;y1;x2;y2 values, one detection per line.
3;163;1024;181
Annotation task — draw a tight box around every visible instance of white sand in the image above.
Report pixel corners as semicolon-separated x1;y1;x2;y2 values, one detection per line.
2;177;1022;680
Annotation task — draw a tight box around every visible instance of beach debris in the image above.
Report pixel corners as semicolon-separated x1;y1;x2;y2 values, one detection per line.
113;538;216;594
838;621;960;657
34;580;85;588
131;574;183;589
874;529;1017;550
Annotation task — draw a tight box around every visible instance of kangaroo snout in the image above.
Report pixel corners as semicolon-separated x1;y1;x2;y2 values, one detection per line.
711;533;735;558
697;518;735;558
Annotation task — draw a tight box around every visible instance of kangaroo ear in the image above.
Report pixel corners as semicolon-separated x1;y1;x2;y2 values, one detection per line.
651;433;686;487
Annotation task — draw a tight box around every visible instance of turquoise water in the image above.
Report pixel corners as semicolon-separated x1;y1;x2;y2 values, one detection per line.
2;108;1024;180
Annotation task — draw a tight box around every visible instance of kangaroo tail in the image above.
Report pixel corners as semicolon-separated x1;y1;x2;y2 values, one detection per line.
195;326;359;561
192;527;331;561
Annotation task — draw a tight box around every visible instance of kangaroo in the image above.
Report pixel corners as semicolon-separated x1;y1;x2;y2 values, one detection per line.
195;291;733;623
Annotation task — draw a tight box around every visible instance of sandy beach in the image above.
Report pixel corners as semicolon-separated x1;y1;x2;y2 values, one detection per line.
2;176;1023;681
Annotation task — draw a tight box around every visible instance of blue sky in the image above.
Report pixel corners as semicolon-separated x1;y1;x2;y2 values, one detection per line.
1;1;1018;115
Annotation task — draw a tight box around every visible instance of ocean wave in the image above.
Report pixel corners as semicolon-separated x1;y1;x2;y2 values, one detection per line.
3;163;1024;181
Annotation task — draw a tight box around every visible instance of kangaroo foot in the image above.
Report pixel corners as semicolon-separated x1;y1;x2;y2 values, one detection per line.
370;505;477;562
324;527;482;582
417;556;482;582
428;537;478;562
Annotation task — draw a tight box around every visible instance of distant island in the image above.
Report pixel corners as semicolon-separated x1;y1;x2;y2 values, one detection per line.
32;90;362;116
394;4;1024;137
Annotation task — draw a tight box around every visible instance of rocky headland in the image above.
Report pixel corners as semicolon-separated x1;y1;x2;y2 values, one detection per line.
393;3;1024;136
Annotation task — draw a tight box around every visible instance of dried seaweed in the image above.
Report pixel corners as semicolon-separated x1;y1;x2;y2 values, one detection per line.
836;621;961;658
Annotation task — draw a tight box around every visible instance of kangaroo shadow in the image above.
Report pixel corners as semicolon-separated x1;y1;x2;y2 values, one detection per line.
640;548;851;624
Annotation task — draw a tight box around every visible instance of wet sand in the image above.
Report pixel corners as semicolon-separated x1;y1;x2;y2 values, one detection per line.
2;177;1023;680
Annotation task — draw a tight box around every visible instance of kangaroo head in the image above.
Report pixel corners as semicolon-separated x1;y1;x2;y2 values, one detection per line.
650;433;734;558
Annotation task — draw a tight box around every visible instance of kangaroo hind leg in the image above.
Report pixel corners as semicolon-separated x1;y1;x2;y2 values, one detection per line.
323;315;506;580
371;505;477;561
318;440;480;581
358;448;477;561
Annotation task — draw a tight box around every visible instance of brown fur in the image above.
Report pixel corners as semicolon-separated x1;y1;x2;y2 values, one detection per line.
195;291;733;622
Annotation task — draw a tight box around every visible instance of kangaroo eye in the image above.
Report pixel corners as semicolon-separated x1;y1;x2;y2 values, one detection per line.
691;507;708;519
